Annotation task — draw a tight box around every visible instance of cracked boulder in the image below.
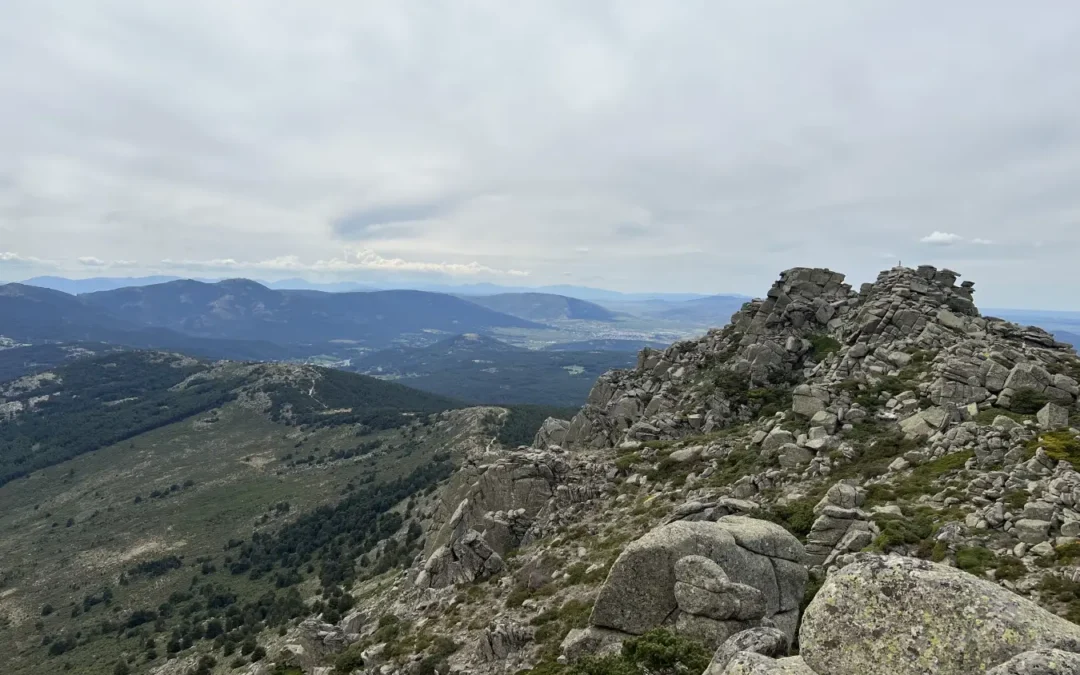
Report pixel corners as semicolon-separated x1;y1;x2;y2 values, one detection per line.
586;518;806;651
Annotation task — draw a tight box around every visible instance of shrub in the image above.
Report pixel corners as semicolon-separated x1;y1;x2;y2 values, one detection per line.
572;629;711;675
766;499;816;539
808;334;842;360
870;512;933;552
1012;388;1051;415
1058;542;1080;565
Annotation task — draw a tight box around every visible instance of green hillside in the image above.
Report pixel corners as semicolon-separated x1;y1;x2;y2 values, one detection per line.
0;351;490;674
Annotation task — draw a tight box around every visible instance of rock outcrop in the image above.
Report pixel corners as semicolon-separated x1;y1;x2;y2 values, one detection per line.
583;517;806;651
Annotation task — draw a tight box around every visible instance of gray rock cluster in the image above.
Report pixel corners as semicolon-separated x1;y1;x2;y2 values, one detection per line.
803;483;872;567
561;264;1078;453
472;619;534;663
563;268;858;449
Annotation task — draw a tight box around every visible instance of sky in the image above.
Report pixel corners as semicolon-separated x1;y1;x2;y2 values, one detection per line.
2;2;1080;307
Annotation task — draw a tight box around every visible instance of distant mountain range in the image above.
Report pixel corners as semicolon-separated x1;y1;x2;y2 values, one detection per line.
352;333;635;405
1;279;541;353
463;292;619;323
20;275;714;302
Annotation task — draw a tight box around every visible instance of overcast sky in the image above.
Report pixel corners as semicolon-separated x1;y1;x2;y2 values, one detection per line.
2;2;1080;307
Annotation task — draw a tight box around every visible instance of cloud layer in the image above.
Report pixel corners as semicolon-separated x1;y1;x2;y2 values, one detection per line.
2;3;1080;305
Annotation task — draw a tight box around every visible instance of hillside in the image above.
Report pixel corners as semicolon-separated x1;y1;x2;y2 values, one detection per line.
463;293;619;323
352;334;635;406
0;342;117;382
0;350;528;675
81;280;541;347
0;352;462;487
139;262;1080;675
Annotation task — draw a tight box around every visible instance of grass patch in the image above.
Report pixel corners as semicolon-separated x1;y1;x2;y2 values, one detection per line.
706;447;766;488
974;408;1032;426
866;450;974;505
870;512;933;553
1027;431;1080;464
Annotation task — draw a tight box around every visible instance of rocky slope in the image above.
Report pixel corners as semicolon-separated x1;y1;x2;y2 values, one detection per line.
158;265;1080;675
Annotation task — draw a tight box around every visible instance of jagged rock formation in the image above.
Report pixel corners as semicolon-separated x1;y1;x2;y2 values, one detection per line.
257;264;1080;675
564;265;1075;450
565;268;857;448
416;445;606;589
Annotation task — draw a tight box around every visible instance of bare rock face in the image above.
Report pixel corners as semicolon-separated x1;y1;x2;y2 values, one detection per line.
585;518;806;652
800;556;1080;675
414;529;503;589
533;417;570;449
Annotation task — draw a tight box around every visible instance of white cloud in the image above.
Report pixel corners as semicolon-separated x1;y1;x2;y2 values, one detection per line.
77;256;107;267
345;250;529;277
0;251;49;264
971;238;995;245
920;232;965;245
157;250;529;278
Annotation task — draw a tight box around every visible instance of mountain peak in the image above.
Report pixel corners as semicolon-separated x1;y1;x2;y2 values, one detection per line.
563;264;1074;448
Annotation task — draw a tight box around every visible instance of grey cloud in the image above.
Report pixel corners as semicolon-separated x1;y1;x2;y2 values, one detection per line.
3;3;1080;306
330;201;454;240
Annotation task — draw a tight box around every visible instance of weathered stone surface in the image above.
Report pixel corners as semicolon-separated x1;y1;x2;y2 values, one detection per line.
715;516;806;564
800;556;1080;675
473;620;533;662
792;395;826;417
1038;403;1071;431
985;648;1080;674
706;627;790;675
1014;519;1053;545
590;520;805;643
533;417;570;448
762;429;796;452
415;529;504;589
778;444;813;469
719;653;816;674
560;626;628;663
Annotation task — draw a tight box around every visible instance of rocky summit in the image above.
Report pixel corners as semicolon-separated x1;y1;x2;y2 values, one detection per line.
153;265;1080;675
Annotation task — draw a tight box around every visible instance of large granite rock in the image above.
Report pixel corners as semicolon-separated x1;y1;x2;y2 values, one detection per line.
587;518;805;651
800;556;1080;675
